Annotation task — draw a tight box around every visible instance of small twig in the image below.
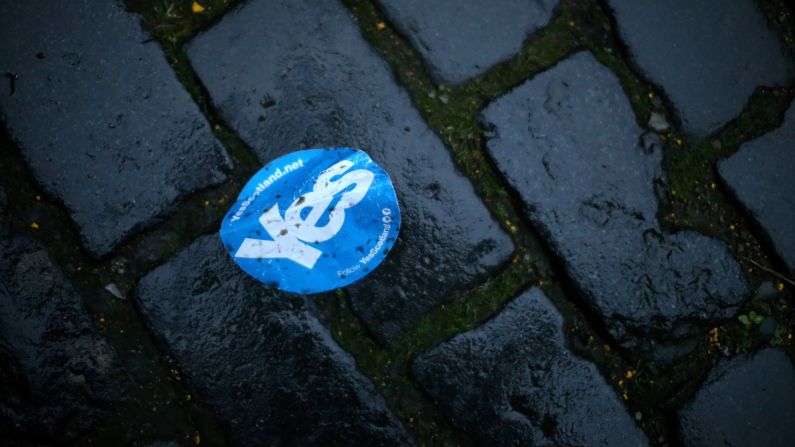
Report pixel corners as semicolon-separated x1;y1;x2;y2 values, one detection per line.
741;257;795;287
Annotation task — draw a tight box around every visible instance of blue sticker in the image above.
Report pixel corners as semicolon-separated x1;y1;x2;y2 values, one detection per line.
220;148;401;294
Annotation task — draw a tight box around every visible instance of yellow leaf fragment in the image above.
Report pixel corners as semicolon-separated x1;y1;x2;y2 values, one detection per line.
376;22;386;30
709;327;720;348
192;2;205;13
30;222;39;229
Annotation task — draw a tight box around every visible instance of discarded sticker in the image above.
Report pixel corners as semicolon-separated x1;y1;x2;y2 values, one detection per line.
220;148;401;294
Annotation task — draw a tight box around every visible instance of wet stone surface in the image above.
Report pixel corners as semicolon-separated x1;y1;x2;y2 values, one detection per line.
719;101;795;274
0;0;230;257
187;0;514;344
605;0;794;137
376;0;559;84
482;52;749;350
0;234;126;442
135;235;414;447
678;349;795;447
413;287;649;446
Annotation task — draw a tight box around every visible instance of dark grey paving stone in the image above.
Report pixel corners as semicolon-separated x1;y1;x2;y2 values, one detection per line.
0;236;126;442
135;235;414;447
605;0;794;137
376;0;558;85
678;349;795;447
0;0;230;257
186;0;513;344
718;102;795;274
413;287;649;446
482;52;749;350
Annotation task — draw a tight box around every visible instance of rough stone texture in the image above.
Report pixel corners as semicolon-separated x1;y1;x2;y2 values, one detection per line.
0;0;231;257
482;52;749;349
135;235;414;447
187;0;514;343
376;0;559;84
605;0;794;137
413;288;649;446
678;349;795;447
0;236;126;442
718;102;795;274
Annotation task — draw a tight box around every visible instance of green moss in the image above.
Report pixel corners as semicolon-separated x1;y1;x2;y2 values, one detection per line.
318;0;663;444
0;131;231;446
315;257;537;445
664;87;792;206
129;0;239;46
659;86;794;316
2;0;791;445
116;1;266;273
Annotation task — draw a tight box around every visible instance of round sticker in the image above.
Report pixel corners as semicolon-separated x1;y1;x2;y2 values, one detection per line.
220;148;401;294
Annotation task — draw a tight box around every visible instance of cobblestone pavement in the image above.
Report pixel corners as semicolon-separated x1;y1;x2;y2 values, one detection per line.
1;0;794;446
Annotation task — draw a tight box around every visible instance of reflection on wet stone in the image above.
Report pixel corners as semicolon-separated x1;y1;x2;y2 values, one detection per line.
0;0;230;257
135;235;414;446
376;0;559;84
678;349;795;447
0;235;127;442
719;101;795;274
413;288;649;446
605;0;794;136
186;0;513;343
483;52;749;351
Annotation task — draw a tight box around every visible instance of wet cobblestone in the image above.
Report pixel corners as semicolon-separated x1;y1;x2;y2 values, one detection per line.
413;287;649;446
136;235;414;446
0;0;230;257
605;0;794;137
482;52;749;351
376;0;559;84
1;192;127;442
186;0;513;343
0;0;793;445
719;101;795;274
678;349;795;447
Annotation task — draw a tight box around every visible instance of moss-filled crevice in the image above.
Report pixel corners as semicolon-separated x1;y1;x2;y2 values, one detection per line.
0;126;231;447
3;0;793;445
